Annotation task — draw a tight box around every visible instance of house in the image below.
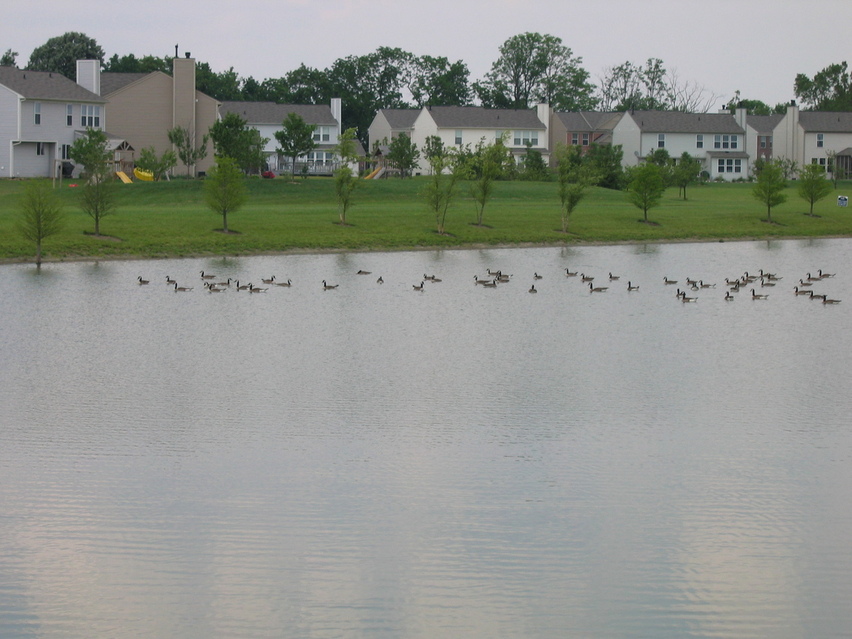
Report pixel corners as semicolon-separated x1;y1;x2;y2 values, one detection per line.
772;101;852;177
409;104;550;174
0;65;107;178
78;55;219;176
612;110;749;180
550;111;622;157
744;113;783;163
219;98;343;174
368;108;419;154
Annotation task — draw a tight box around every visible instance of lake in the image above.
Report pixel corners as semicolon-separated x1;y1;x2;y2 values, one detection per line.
1;239;851;638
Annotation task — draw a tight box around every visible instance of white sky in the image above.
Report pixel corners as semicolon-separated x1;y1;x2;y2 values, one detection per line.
4;0;849;109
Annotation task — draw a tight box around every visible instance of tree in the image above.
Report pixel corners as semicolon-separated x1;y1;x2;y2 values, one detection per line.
644;148;673;186
423;136;445;175
519;144;550;181
209;112;269;174
474;32;596;110
797;163;833;216
409;56;471;107
17;181;64;266
136;146;177;181
205;156;246;233
168;126;209;177
585;143;624;190
333;128;359;225
795;62;852;111
195;62;242;101
725;91;775;115
466;137;511;225
26;32;103;80
626;163;666;223
423;148;461;235
386;133;420;178
274;113;317;178
597;59;669;111
1;48;18;67
752;160;787;223
672;152;702;200
555;144;596;233
69;128;116;235
102;53;170;74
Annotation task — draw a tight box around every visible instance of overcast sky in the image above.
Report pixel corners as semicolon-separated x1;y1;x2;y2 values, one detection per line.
4;0;849;109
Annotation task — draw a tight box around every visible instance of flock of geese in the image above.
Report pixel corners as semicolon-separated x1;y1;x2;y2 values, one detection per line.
135;267;842;304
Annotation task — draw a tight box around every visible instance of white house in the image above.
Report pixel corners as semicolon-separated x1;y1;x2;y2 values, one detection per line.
0;65;107;178
772;101;852;177
612;110;749;181
368;108;419;153
409;104;550;173
219;98;343;174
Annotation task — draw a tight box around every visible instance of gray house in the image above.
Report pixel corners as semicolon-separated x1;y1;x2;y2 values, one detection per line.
0;66;107;178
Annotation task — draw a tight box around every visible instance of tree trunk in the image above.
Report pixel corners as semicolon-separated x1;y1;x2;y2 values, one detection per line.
223;212;229;233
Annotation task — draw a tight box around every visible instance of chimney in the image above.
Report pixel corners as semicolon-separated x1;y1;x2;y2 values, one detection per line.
331;97;342;138
172;55;197;132
76;59;101;95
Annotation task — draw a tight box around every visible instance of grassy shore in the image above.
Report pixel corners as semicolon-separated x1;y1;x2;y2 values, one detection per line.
1;176;851;263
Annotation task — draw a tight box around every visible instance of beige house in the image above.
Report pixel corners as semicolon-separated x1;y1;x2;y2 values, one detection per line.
772;101;852;178
77;56;218;176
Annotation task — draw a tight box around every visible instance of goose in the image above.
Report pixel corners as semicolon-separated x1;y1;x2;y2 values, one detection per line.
424;274;442;282
166;276;176;285
413;281;425;291
565;269;578;277
376;276;384;284
533;272;543;280
725;292;734;301
200;270;216;280
261;276;276;284
794;286;811;295
589;282;608;292
581;273;594;282
496;274;511;283
174;282;193;292
627;281;639;291
681;293;697;302
474;275;492;285
806;272;821;282
137;276;150;285
356;269;372;275
322;280;339;290
751;289;768;300
699;280;716;288
664;276;678;285
206;283;225;293
818;269;836;279
274;279;292;287
690;282;700;291
759;269;780;280
822;297;841;304
798;279;813;287
235;280;251;291
725;278;740;286
743;271;758;282
529;284;538;293
685;277;698;286
728;282;741;292
481;279;498;288
809;291;827;301
249;284;268;293
760;278;776;287
609;272;620;281
214;278;232;287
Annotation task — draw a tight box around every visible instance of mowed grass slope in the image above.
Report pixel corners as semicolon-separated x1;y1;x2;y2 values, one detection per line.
1;176;851;262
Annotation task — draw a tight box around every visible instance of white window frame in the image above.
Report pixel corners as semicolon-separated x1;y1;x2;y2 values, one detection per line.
817;133;824;148
696;134;703;149
34;102;41;125
714;134;738;150
717;158;742;173
513;130;538;146
571;133;579;145
81;104;100;128
455;130;463;145
36;142;46;156
61;144;72;160
657;133;665;148
66;104;73;126
312;126;331;143
582;133;590;146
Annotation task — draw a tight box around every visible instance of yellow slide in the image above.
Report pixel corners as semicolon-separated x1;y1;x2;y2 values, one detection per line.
365;166;382;179
133;168;154;182
115;171;132;184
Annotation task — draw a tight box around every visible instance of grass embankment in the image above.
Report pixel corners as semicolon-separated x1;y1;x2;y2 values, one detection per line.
1;176;851;262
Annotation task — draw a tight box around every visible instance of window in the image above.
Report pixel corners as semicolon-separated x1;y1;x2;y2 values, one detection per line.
714;134;738;149
495;130;504;142
571;133;579;145
657;134;665;148
582;133;590;146
66;104;73;126
455;130;463;145
717;158;742;173
312;126;331;143
34;102;41;125
817;133;824;148
513;130;538;146
81;104;100;127
812;157;827;167
36;142;45;156
61;144;71;160
696;134;703;149
307;151;334;164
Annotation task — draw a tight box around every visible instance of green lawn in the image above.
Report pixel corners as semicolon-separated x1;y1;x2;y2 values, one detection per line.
2;176;851;262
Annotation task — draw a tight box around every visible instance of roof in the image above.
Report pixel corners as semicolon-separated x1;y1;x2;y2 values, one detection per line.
626;110;743;134
425;105;546;129
798;111;852;132
746;114;783;134
100;72;154;96
0;66;106;102
378;108;419;129
555;111;622;131
220;101;337;126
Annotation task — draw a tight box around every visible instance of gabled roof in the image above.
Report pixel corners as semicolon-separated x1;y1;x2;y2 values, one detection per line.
100;72;156;96
555;111;622;131
220;101;337;126
378;108;419;129
798;112;852;132
425;105;546;129
0;66;106;102
746;114;783;134
626;110;743;134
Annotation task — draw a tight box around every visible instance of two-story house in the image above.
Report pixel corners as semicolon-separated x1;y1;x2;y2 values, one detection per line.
550;111;622;158
773;101;852;178
0;65;107;178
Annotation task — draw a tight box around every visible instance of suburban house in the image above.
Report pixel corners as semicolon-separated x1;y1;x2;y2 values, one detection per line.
218;98;346;174
367;108;419;152
744;113;783;163
612;110;750;180
82;55;219;176
772;101;852;178
0;65;107;178
550;111;621;155
404;104;550;174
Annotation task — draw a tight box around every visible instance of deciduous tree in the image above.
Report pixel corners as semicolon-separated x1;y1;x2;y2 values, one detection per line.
672;152;702;200
386;133;420;178
274;113;317;178
209;113;269;174
555;144;596;233
752;160;787;223
797;163;833;216
1;48;18;67
26;32;103;80
626;163;665;223
69;128;116;235
795;62;852;111
423;148;460;235
205;156;246;233
333;128;359;225
17;181;64;266
136;146;177;181
168;126;209;177
409;56;471;107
